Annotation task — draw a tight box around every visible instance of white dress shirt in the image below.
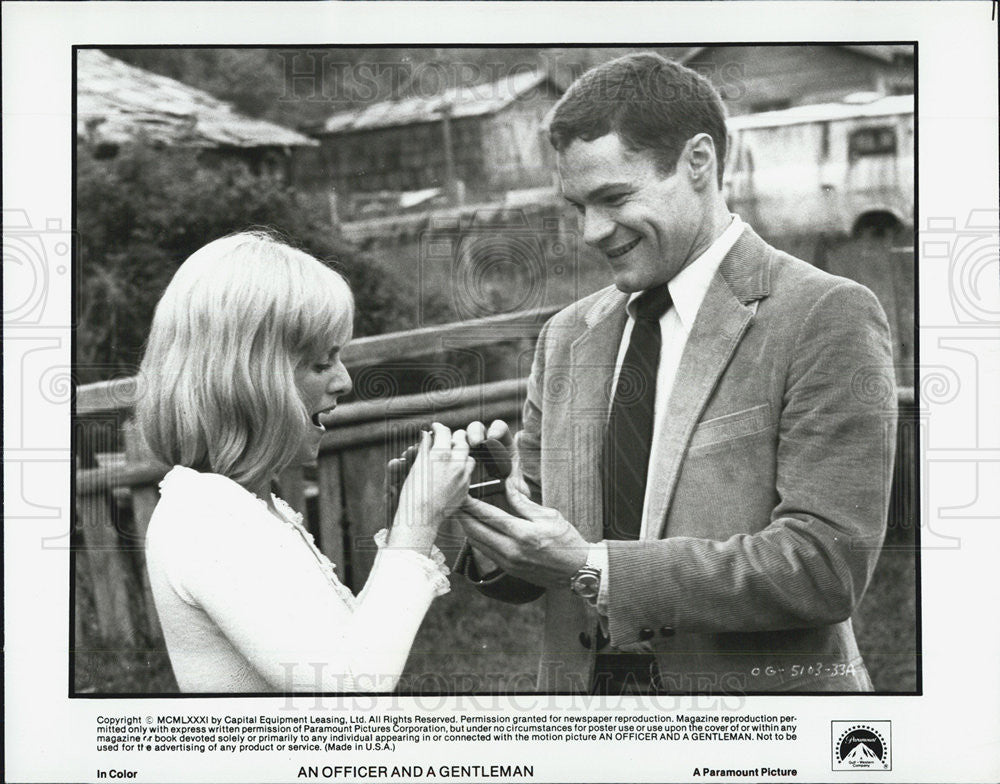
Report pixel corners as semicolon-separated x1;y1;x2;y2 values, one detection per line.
587;215;745;613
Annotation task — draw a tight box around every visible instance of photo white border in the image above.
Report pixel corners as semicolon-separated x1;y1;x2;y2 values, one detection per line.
4;2;999;782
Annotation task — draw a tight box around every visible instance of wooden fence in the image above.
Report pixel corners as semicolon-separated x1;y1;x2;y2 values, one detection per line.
74;307;557;655
73;304;917;686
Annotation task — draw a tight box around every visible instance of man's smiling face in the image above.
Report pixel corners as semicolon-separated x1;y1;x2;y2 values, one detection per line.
558;132;710;293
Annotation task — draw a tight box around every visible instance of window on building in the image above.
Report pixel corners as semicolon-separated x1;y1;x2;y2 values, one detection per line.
849;126;897;159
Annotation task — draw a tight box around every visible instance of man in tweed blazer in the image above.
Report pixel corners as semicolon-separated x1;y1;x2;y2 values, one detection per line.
458;53;897;694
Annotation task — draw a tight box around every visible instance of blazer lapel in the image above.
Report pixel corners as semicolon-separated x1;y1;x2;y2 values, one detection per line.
645;227;772;539
564;288;628;541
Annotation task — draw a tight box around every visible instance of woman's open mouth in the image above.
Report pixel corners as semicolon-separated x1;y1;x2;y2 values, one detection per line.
310;406;336;431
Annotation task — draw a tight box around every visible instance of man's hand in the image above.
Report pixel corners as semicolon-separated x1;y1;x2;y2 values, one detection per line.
456;482;589;589
462;419;513;576
466;419;513;471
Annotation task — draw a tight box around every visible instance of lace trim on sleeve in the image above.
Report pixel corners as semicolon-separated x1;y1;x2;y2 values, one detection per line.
373;529;451;597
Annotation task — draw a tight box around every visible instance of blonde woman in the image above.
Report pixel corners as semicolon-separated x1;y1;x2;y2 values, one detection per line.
140;232;473;693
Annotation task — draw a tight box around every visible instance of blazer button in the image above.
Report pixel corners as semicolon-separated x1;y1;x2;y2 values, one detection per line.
659;626;676;638
639;627;655;641
579;632;592;649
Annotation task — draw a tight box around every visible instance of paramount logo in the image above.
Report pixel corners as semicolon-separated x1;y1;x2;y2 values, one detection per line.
832;721;892;771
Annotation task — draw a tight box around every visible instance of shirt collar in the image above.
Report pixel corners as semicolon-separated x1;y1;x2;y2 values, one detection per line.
627;214;744;333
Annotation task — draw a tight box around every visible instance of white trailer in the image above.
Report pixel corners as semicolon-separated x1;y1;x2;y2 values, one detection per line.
724;95;913;237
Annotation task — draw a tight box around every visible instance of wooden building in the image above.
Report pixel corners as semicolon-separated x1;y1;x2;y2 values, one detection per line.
76;49;318;181
680;45;914;115
312;70;563;219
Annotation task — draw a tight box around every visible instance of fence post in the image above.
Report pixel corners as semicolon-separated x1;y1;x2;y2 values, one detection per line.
316;451;347;582
340;444;391;592
76;491;138;646
277;465;307;521
124;421;165;646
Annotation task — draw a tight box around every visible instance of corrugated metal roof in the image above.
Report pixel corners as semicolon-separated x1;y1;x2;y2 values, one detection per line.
320;70;556;135
681;44;913;65
727;94;913;130
77;50;317;149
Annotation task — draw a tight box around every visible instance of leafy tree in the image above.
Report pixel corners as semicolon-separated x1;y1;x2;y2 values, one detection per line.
76;143;425;383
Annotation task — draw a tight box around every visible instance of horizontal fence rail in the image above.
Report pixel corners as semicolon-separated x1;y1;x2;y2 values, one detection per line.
75;305;562;417
76;378;528;495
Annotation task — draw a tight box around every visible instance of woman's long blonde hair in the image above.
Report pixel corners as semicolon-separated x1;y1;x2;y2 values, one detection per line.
137;231;353;491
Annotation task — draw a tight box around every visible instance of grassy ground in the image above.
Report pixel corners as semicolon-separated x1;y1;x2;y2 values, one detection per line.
398;580;544;694
402;531;919;693
852;535;919;692
75;536;916;694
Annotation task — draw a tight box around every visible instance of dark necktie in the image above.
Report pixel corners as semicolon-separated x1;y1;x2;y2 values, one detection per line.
602;283;673;540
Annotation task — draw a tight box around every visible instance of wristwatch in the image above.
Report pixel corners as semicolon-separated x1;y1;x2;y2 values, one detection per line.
570;565;601;604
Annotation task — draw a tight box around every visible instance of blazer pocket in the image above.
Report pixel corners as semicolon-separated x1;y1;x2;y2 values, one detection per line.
689;403;772;450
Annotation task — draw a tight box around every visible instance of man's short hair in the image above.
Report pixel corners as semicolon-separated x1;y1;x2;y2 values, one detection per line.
549;52;729;187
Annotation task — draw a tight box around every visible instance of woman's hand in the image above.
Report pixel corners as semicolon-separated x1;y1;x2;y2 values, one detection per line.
389;423;474;554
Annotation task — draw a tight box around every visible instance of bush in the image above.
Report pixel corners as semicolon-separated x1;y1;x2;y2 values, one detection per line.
76;144;425;383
